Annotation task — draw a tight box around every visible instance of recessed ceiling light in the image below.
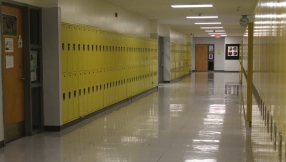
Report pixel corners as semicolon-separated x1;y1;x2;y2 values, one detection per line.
187;16;218;19
171;4;213;8
201;27;224;29
195;22;221;25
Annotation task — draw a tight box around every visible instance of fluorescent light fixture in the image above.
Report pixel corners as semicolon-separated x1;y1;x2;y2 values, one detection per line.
187;16;218;19
200;27;223;29
205;30;225;32
208;33;226;35
211;35;228;37
195;22;221;25
171;4;213;8
255;14;286;18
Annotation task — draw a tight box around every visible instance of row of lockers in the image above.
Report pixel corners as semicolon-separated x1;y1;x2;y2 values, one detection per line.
62;66;158;123
62;23;158;73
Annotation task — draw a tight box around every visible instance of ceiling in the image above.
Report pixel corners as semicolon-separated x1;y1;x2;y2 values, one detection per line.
104;0;259;37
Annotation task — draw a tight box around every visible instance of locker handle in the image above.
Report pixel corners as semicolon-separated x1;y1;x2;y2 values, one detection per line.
63;93;65;100
78;44;81;51
83;44;85;51
92;86;95;92
88;87;90;94
62;43;65;50
68;44;70;51
74;91;76;98
88;45;90;51
84;88;86;95
73;44;76;51
79;90;81;96
68;92;71;99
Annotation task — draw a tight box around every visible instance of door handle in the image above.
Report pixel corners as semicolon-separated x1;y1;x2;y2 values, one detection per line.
20;77;25;80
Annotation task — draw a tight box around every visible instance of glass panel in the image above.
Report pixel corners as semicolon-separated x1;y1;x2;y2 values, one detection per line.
30;9;40;45
31;50;40;82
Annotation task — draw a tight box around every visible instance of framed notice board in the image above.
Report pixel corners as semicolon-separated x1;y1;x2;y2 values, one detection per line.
225;44;240;60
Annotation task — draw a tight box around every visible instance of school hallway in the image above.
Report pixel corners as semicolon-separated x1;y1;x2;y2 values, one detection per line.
0;72;253;162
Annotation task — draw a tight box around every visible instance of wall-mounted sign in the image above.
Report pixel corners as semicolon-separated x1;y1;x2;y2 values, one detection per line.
6;54;14;69
5;38;14;52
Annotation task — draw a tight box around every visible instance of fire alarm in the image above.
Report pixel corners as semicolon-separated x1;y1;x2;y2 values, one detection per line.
115;12;118;17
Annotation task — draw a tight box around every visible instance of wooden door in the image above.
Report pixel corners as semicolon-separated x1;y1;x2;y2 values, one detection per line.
2;4;25;142
195;44;208;72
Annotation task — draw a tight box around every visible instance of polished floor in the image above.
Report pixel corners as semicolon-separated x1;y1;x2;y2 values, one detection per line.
0;72;253;162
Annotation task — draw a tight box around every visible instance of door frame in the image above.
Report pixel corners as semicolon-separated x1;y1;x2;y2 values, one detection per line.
1;1;43;145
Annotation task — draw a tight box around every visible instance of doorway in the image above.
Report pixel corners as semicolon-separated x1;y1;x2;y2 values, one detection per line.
2;3;43;143
195;44;208;72
2;4;25;142
158;36;164;84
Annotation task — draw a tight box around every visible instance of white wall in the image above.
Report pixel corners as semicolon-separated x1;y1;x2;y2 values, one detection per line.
158;24;170;37
59;0;150;37
193;37;225;71
225;37;243;71
170;29;187;44
42;8;62;126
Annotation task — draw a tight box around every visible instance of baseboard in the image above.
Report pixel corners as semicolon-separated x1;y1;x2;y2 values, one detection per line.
44;126;61;132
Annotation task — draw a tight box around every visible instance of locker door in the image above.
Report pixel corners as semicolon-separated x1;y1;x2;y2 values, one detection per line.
82;28;88;71
82;71;88;115
66;25;73;73
72;73;79;119
91;71;96;112
67;73;73;122
72;26;78;72
78;72;84;117
87;71;92;114
77;27;83;71
61;24;68;73
62;73;68;124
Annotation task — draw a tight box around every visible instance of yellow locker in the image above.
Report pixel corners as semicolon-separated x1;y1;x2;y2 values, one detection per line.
67;73;74;122
61;24;68;73
72;25;79;72
86;28;93;71
99;70;105;110
87;71;93;114
82;71;88;115
62;73;68;124
66;25;73;73
78;72;84;117
90;70;96;112
77;27;83;71
91;29;96;70
82;28;88;71
72;72;79;120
